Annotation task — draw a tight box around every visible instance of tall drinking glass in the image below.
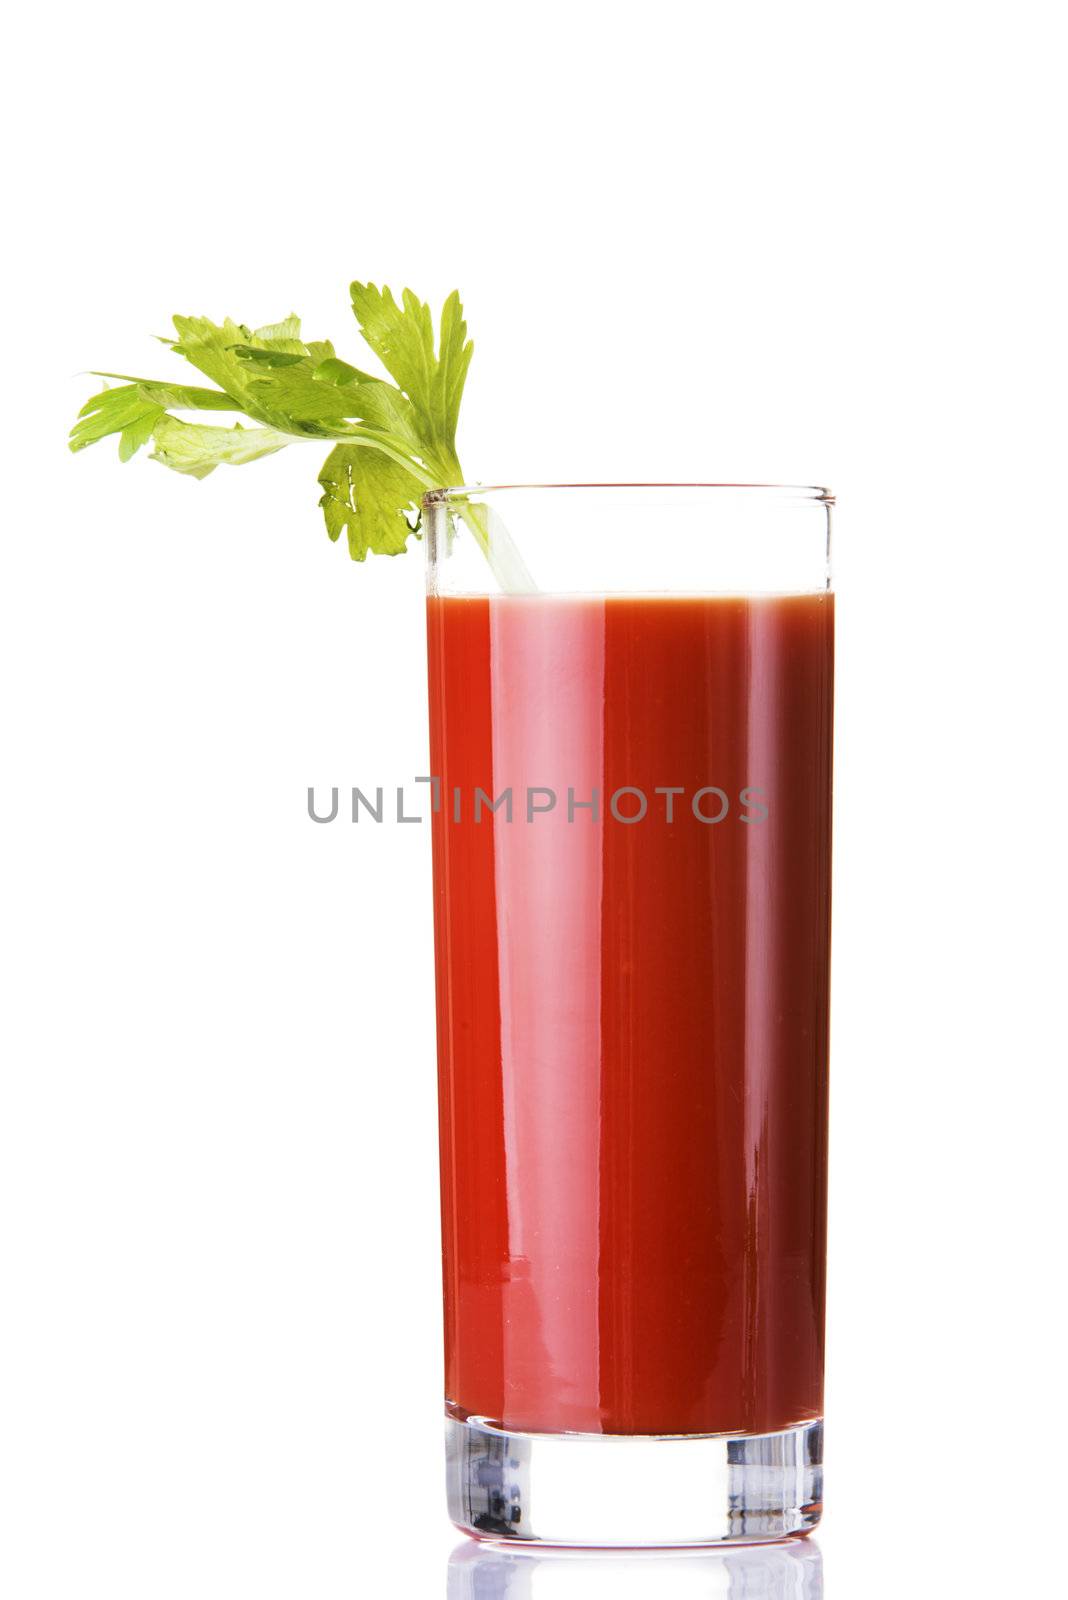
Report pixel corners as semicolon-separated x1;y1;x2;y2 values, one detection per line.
424;486;834;1546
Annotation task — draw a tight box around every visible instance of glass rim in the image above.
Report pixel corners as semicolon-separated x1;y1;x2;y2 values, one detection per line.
424;482;834;508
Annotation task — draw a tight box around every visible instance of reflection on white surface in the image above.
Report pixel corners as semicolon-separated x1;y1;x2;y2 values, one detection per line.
447;1538;822;1599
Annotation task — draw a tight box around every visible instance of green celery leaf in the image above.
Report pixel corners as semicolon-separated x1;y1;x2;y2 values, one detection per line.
433;291;474;458
231;355;426;453
170;316;316;427
169;316;264;407
318;443;423;560
250;315;305;350
71;284;476;561
337;378;425;453
170;316;370;438
119;409;163;462
243;366;394;431
70;386;164;454
349;283;471;472
349;284;434;406
70;379;243;459
230;345;307;368
89;374;240;410
313;356;376;387
150;415;292;479
302;341;337;365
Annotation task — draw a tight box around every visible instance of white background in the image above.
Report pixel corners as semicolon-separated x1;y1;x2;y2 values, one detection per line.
3;3;1066;1595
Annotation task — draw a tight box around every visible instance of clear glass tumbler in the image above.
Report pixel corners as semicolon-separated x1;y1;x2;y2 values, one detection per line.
424;485;834;1545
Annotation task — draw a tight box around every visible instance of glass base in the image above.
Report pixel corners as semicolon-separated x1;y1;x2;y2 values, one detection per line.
446;1414;823;1547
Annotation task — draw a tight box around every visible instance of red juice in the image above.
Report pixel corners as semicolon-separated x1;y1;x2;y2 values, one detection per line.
427;591;833;1438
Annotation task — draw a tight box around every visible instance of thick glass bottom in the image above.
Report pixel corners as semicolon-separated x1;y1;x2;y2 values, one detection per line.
446;1414;823;1547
